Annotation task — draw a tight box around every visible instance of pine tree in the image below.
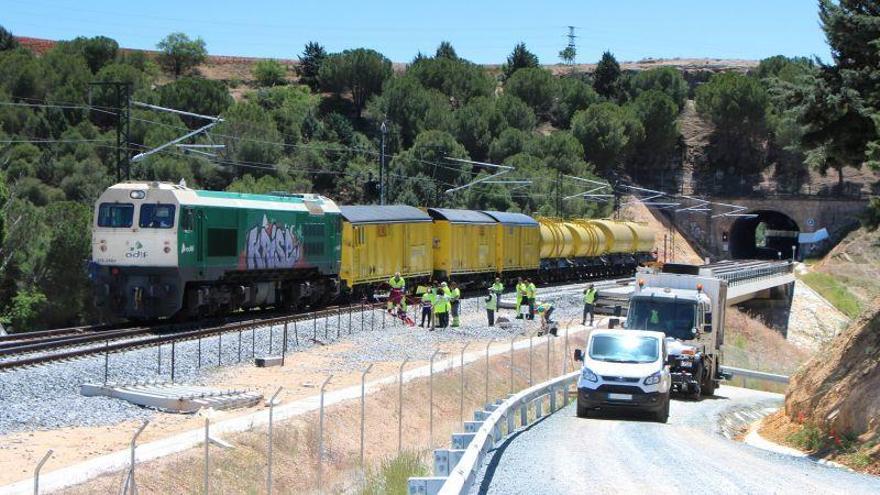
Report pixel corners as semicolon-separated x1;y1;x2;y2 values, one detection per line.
298;41;327;91
502;43;539;79
593;51;621;99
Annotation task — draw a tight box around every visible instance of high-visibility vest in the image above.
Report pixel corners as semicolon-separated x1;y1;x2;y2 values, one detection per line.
584;288;598;304
536;302;553;314
434;296;449;314
442;286;452;297
421;292;434;308
485;294;497;311
516;283;526;296
650;309;660;324
451;288;461;301
526;283;536;298
389;276;405;289
491;282;504;294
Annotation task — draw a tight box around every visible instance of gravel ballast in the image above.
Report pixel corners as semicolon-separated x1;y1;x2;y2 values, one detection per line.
0;281;598;435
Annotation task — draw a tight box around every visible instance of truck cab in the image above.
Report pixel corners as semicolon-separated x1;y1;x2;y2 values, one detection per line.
625;267;726;398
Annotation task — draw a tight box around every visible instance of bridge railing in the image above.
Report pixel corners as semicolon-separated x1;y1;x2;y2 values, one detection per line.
713;262;794;288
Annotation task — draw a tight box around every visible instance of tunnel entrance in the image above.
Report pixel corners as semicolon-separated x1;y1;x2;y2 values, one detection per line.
729;210;800;259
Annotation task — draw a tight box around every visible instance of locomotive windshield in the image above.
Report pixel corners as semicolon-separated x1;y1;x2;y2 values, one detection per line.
140;204;176;229
97;203;134;228
627;297;697;340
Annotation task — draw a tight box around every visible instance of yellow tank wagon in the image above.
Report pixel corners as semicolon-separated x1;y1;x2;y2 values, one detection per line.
625;221;656;253
482;211;540;275
588;219;637;254
339;205;433;294
427;208;498;282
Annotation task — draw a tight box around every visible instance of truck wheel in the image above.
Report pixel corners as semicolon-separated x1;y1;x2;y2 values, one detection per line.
654;394;670;423
701;366;717;396
576;401;590;418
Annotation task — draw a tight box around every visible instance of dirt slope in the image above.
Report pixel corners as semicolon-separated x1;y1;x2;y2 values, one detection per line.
785;299;880;442
621;196;703;264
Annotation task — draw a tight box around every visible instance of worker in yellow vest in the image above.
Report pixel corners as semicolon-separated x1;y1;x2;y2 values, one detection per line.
582;284;598;326
485;290;498;326
491;277;504;298
388;272;407;312
515;278;527;319
420;284;436;328
450;282;462;327
433;290;450;328
526;279;537;320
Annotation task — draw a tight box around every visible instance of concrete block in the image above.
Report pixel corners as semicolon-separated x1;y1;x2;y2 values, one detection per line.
451;432;476;449
407;477;447;495
485;403;499;412
463;420;483;433
474;410;491;421
254;356;283;367
433;449;466;477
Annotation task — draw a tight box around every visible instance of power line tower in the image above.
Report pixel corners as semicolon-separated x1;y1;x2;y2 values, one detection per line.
90;81;132;182
559;26;578;73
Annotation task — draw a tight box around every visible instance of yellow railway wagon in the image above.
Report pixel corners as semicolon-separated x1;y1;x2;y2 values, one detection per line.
427;208;497;279
482;211;540;273
339;205;433;290
538;218;571;258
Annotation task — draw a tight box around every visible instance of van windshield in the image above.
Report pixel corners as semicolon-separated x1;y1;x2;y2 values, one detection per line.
97;203;134;228
627;298;697;340
589;334;659;363
140;204;176;229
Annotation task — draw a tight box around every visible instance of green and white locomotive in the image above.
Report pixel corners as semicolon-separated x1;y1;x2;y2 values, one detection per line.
91;182;341;319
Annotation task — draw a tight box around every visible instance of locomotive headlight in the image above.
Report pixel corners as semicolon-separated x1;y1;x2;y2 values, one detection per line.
130;190;146;199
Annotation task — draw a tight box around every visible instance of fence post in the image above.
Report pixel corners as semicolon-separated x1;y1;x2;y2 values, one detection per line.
121;420;148;495
398;356;410;454
509;336;515;394
459;342;470;426
317;374;333;490
360;301;365;333
157;345;161;376
360;364;374;467
337;306;342;339
217;332;222;366
348;303;353;334
546;333;551;381
171;341;176;382
484;340;492;406
269;325;274;355
198;337;202;368
529;335;533;386
33;449;52;495
203;418;210;495
282;322;288;367
103;340;109;385
251;328;255;358
238;330;242;364
429;349;441;448
294;320;299;347
266;387;282;495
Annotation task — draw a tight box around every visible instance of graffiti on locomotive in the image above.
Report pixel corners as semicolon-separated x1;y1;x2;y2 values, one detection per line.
239;214;304;270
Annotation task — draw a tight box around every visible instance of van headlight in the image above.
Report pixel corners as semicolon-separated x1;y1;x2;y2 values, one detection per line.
643;372;661;386
581;367;598;383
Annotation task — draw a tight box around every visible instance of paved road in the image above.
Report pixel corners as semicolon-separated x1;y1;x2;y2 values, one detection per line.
471;386;880;495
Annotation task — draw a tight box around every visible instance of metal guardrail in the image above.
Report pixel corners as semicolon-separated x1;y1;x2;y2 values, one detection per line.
710;261;794;288
720;365;790;384
408;371;580;495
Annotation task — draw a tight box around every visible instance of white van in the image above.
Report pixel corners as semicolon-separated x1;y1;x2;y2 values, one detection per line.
573;329;672;422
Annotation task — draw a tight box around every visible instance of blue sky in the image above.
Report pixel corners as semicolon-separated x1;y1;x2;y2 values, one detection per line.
3;0;831;64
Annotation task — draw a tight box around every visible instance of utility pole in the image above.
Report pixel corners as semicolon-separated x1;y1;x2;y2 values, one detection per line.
565;26;577;73
90;81;132;182
379;119;388;205
555;169;562;218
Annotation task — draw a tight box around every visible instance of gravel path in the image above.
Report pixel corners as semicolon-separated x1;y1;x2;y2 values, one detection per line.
469;386;880;494
0;282;595;435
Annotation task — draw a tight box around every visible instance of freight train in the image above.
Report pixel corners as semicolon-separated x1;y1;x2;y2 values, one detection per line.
91;182;656;320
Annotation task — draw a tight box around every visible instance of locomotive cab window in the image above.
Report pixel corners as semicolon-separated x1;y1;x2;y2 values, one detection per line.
97;203;134;228
139;204;176;229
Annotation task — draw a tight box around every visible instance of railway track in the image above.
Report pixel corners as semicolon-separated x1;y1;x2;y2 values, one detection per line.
0;276;635;373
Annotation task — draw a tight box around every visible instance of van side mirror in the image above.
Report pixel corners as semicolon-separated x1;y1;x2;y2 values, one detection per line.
574;349;583;362
703;323;712;333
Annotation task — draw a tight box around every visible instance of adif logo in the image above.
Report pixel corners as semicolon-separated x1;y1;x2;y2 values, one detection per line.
125;241;148;259
181;243;195;254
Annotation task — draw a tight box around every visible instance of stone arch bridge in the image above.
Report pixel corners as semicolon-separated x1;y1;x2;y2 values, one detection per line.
667;196;868;260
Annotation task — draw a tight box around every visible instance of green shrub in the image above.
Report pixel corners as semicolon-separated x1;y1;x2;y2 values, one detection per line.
361;451;428;495
787;422;826;452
